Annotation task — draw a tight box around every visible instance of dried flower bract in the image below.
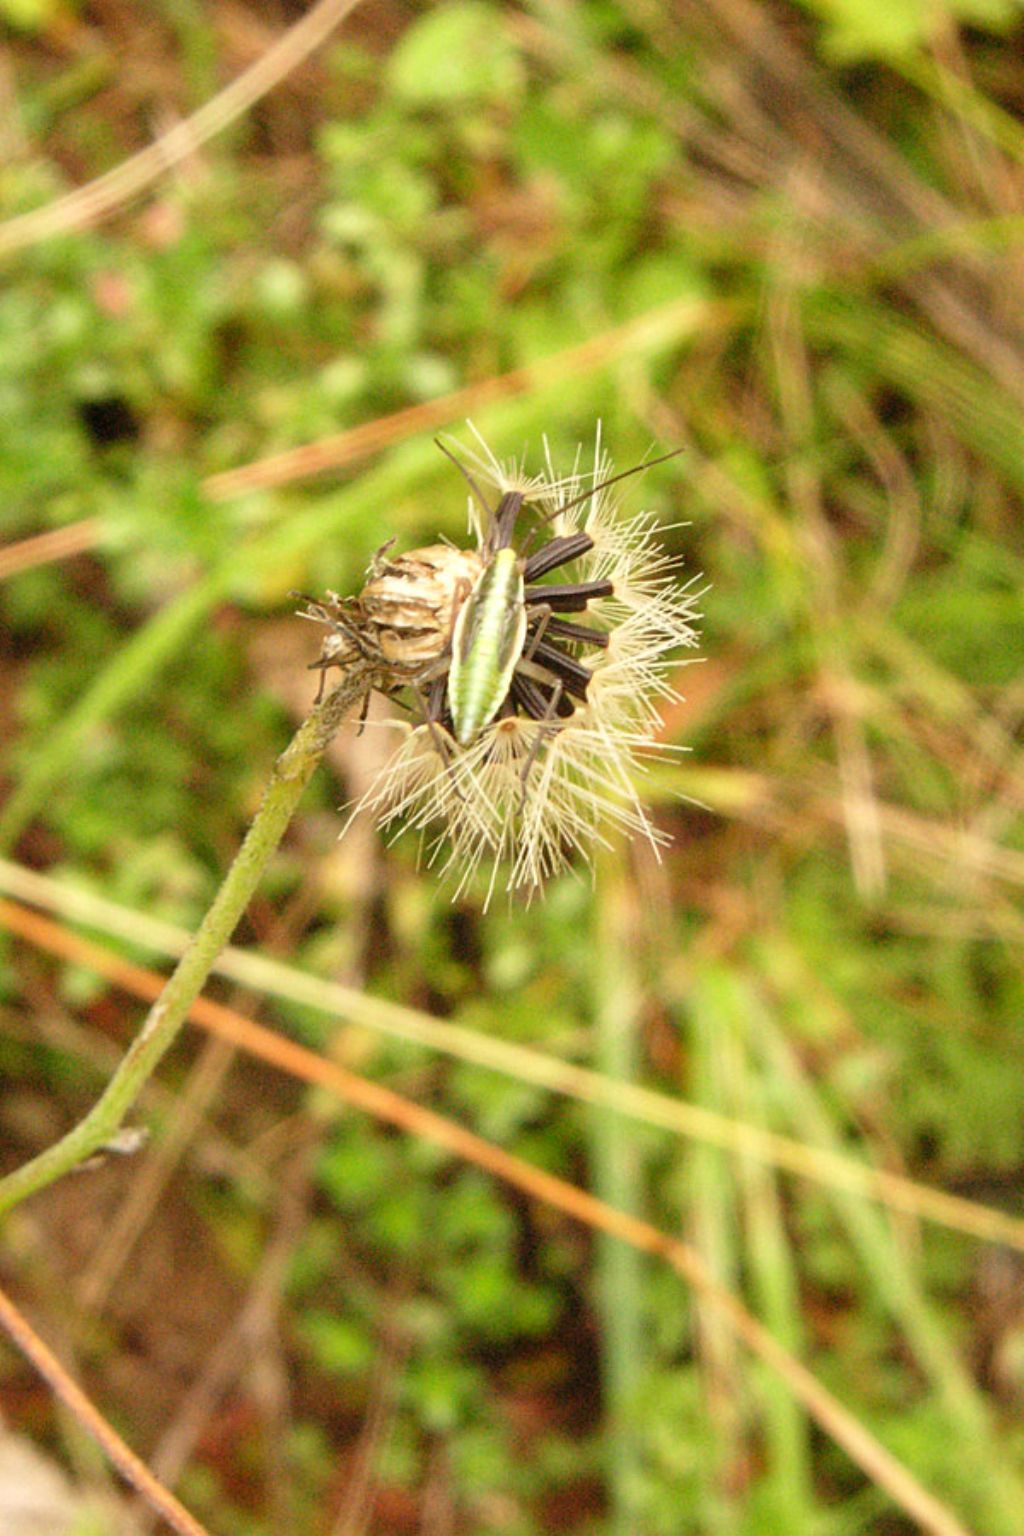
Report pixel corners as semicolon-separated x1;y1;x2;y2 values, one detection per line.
300;427;701;902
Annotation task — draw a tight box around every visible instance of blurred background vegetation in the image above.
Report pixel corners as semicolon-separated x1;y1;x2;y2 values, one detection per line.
2;0;1024;1532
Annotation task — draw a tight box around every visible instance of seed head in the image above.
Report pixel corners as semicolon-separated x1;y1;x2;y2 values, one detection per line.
302;427;702;904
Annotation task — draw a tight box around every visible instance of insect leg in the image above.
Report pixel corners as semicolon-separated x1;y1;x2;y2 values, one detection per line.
354;688;372;735
524;640;592;701
408;679;467;805
518;678;565;815
521;602;554;666
543;617;609;649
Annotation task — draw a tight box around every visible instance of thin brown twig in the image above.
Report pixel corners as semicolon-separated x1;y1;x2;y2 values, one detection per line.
200;296;708;500
0;0;366;258
0;520;103;582
0;1281;212;1536
0;300;708;583
3;865;1024;1252
0;899;973;1536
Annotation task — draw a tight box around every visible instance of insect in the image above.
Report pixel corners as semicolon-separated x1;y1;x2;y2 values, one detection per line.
439;440;683;745
302;441;681;759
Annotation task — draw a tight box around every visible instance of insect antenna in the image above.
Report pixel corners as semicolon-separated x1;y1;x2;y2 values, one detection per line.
436;437;527;553
434;437;496;531
518;446;684;557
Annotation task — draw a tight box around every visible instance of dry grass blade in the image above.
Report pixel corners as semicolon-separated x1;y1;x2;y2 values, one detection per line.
0;1282;212;1536
0;520;103;581
2;868;1022;1252
0;0;366;258
0;901;976;1536
201;296;708;499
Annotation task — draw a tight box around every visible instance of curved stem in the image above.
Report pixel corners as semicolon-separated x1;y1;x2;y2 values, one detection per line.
0;669;370;1219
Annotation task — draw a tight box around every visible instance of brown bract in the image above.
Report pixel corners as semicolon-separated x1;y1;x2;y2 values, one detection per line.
360;543;482;671
299;542;482;698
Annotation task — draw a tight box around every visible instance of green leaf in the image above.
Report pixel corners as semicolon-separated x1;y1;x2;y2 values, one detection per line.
797;0;1024;61
0;0;65;30
300;1312;374;1377
387;1;523;103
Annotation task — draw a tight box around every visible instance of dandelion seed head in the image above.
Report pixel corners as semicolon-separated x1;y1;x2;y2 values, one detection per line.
304;427;702;905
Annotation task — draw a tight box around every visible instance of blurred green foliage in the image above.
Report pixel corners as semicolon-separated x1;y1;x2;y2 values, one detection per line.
796;0;1024;61
3;1;1024;1534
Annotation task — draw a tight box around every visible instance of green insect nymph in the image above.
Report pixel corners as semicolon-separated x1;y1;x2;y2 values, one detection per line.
448;545;528;745
301;440;683;762
438;443;681;751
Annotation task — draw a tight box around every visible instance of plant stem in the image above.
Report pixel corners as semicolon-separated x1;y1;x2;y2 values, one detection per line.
0;668;371;1220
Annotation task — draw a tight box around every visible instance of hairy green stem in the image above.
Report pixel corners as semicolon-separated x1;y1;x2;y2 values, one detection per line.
0;669;370;1219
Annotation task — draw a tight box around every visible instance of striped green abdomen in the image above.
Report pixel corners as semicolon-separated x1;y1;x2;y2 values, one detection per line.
448;547;527;745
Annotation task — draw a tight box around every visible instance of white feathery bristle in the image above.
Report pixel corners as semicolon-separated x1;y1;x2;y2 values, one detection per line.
339;428;702;902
